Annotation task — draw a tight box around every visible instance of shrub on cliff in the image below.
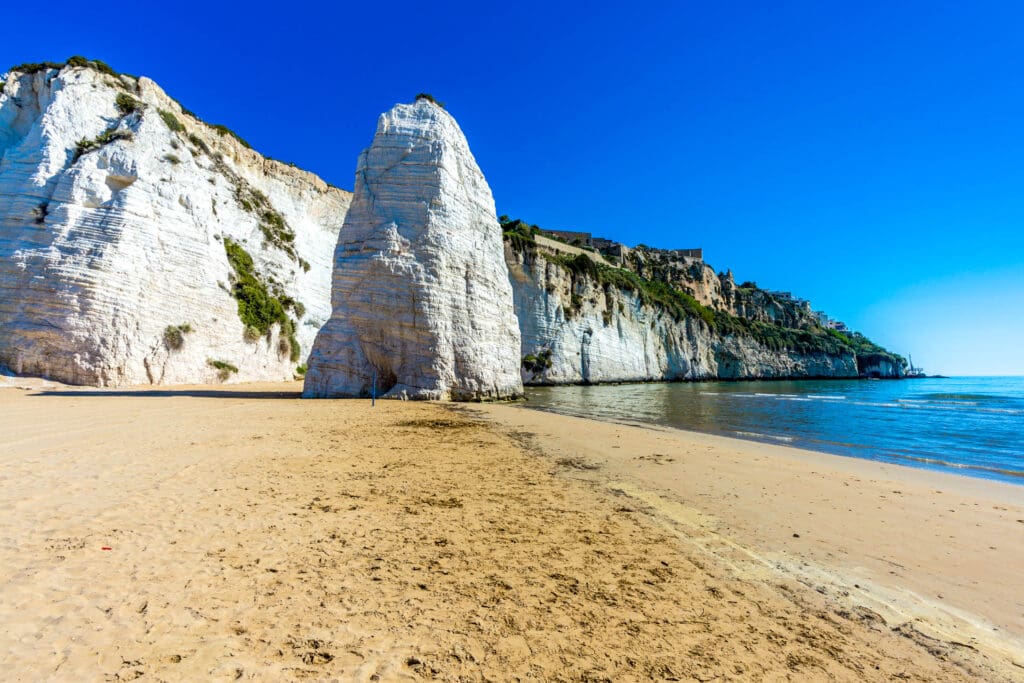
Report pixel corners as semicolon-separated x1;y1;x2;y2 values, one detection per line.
159;109;185;133
522;350;554;374
207;359;238;381
163;323;193;350
210;123;252;149
187;133;210;155
73;127;134;161
9;61;64;75
67;56;118;76
501;218;539;253
415;93;446;109
223;238;300;360
115;93;142;115
12;56;121;77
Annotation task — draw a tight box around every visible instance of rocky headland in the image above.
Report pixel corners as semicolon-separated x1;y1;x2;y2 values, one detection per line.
0;58;349;386
503;220;905;384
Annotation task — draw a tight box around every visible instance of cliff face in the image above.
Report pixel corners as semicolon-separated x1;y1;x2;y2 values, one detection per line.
507;248;859;384
0;61;350;385
0;59;900;388
856;354;902;379
304;99;522;400
626;248;819;329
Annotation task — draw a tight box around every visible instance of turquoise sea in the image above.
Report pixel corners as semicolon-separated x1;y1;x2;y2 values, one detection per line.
524;377;1024;485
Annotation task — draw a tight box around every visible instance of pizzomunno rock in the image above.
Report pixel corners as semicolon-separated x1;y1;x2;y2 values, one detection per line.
303;98;523;400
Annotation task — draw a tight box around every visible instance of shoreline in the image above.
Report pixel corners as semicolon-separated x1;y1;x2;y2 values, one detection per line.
520;376;1024;486
471;401;1024;663
521;373;905;387
1;381;1022;679
517;400;1024;486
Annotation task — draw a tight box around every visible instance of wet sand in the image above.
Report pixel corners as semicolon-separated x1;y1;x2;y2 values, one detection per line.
1;380;1021;680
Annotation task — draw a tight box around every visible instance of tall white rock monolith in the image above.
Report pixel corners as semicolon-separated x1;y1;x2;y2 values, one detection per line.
303;98;523;400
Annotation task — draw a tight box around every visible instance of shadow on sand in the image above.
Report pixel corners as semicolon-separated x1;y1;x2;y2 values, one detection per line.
30;389;303;400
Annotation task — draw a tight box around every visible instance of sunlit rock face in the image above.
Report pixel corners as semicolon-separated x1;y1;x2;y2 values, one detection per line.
0;63;349;385
506;247;860;384
304;99;523;401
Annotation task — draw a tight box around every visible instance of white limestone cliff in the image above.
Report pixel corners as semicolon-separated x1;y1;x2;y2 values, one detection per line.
507;247;859;383
0;61;350;385
303;98;523;400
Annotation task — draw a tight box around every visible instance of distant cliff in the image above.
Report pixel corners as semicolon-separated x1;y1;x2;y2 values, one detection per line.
503;221;905;383
0;58;349;385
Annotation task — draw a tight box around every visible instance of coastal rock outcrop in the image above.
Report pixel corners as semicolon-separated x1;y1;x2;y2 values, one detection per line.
303;98;523;400
0;60;350;385
856;354;903;379
507;246;860;383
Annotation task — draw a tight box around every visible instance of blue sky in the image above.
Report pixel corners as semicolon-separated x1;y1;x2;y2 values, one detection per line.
3;1;1022;375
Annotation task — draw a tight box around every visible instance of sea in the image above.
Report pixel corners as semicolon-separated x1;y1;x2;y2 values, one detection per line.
523;376;1024;485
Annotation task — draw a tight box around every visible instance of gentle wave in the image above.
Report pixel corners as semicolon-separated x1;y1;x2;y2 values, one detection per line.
734;430;794;443
705;390;1024;416
922;392;1008;402
525;376;1024;486
881;452;1024;479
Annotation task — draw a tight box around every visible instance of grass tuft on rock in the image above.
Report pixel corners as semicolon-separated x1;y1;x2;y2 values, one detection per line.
163;323;193;351
115;92;142;115
73;127;134;162
522;349;554;374
210;123;252;149
187;133;210;155
232;185;297;259
11;57;124;78
207;359;238;381
223;238;300;361
159;109;185;133
414;93;446;109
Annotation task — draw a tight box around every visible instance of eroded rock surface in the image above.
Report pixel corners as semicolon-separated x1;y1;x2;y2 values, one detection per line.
0;62;349;385
507;247;860;384
304;99;522;400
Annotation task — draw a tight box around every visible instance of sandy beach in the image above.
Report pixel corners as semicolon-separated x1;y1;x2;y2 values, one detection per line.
1;380;1022;681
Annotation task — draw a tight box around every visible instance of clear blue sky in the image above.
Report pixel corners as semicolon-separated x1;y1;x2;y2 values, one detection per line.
4;1;1022;375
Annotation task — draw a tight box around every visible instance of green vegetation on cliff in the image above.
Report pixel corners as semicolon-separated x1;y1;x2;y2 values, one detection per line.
9;56;125;78
539;250;717;329
207;359;239;381
834;330;906;369
223;238;300;362
714;315;851;356
500;217;541;252
210;123;252;149
158;109;185;133
415;93;446;109
73;127;134;161
504;226;903;365
115;92;142;115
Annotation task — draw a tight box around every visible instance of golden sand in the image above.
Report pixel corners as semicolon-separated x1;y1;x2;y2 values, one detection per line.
1;381;1021;681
